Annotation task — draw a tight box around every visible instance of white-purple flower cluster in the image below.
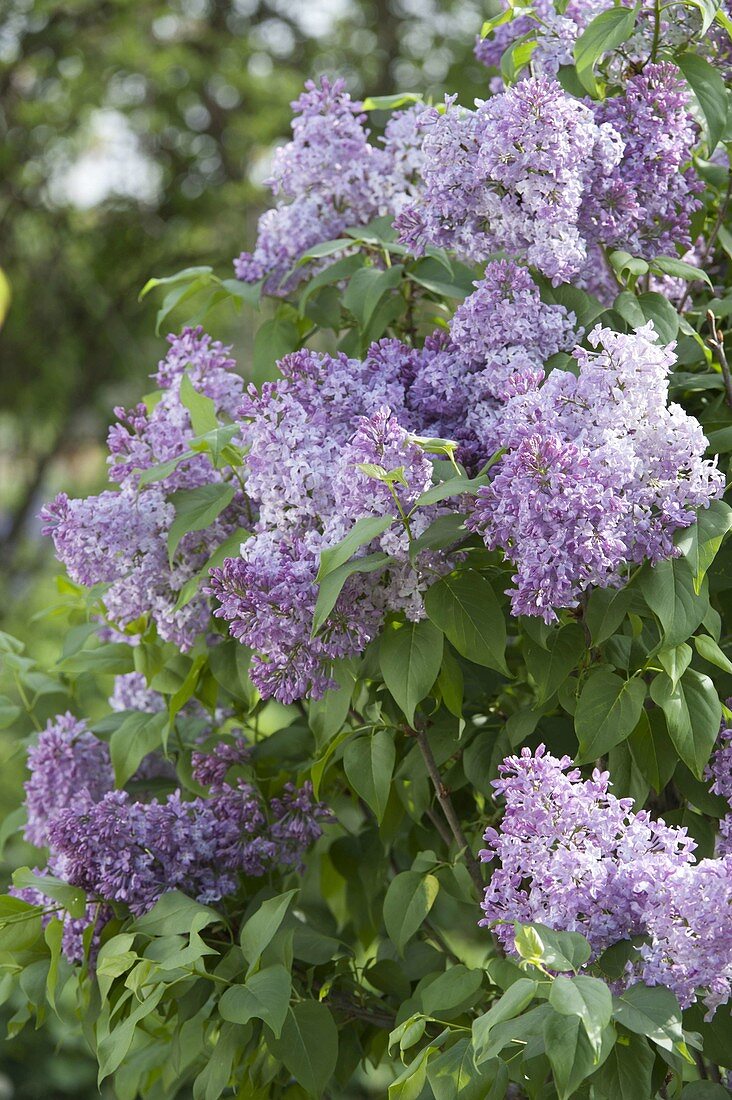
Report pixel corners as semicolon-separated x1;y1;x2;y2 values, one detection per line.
469;323;724;622
475;0;710;86
395;77;624;284
234;77;423;294
585;63;703;260
480;746;732;1017
208;345;444;703
209;259;578;701
41;328;249;650
19;711;328;952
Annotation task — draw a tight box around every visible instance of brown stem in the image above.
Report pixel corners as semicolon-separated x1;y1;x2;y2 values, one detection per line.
426;806;454;849
706;310;732;410
411;726;485;897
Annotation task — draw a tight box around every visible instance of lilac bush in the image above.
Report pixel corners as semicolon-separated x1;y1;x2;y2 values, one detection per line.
2;2;732;1097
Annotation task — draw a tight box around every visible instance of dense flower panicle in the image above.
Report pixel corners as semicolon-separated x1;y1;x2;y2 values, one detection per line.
481;747;731;1015
396;78;624;283
42;328;249;649
24;713;113;848
234;78;424;294
449;259;578;389
22;716;328;929
469;323;724;620
586;64;702;258
640;857;732;1017
336;407;434;520
109;671;166;715
479;746;696;953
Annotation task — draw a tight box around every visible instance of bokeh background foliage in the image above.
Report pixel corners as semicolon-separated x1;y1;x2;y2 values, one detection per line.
0;2;486;1093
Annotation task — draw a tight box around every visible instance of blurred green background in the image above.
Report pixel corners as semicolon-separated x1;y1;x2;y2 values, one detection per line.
0;1;488;1093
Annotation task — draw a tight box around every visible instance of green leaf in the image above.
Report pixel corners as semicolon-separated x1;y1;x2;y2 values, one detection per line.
585;586;633;646
218;965;291;1038
574;671;646;763
419;966;484;1017
427;1038;503;1100
252;314;299;377
650;255;712;288
472;979;539;1065
11;868;86;919
649;669;721;778
574;4;638;95
60;643;135;675
343;729;396;822
628;710;676;794
695;633;732;673
267;1002;338;1097
343;265;404;329
361;92;424;110
110;710;167;787
317;514;394;580
514;923;591;973
0;694;21;730
240;890;297;974
612;984;685;1054
658;642;693;689
313;552;392;634
675;501;732;593
132;891;220;936
641;557;708;645
681;1084;732;1099
636;292;680;344
192;1021;239;1100
549;974;613;1055
424;571;508;675
309;659;357;748
379;619;444;724
413;473;487;509
179;373;218;436
544;1012;609;1100
524;623;585;703
383;871;440;952
676;51;728;152
167;482;235;566
0;896;42;952
591;1030;655;1100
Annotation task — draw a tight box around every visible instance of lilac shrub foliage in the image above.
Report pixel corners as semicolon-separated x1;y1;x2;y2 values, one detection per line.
4;1;732;1096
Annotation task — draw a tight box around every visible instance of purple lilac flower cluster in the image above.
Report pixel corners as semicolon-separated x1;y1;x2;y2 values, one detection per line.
395;77;624;284
585;63;703;260
707;727;732;855
480;746;732;1017
41;328;249;650
208;346;441;703
19;711;328;953
234;78;423;294
469;322;724;621
475;0;709;86
210;260;576;701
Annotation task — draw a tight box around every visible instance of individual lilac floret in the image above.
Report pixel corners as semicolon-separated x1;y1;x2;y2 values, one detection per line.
585;63;702;259
481;746;731;1016
24;713;113;848
234;78;423;294
469;323;724;621
396;78;623;283
42;328;249;650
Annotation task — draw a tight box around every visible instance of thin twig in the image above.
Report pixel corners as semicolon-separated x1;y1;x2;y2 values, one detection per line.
411;726;485;897
706;310;732;410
